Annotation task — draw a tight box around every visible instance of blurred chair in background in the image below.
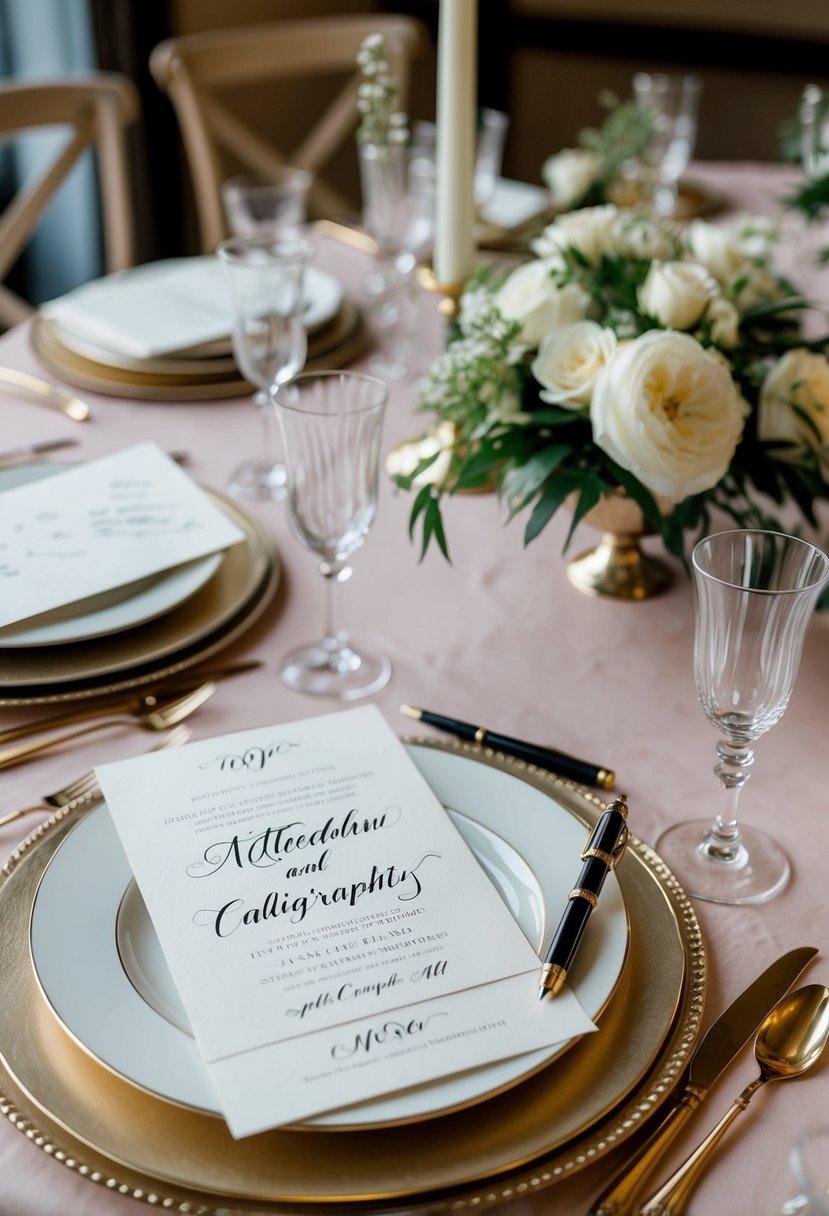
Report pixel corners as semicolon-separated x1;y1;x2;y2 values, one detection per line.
149;14;427;255
0;74;138;328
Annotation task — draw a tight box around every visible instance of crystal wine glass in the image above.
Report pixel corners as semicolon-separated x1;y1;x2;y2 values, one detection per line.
657;529;829;904
216;235;311;501
800;84;829;181
781;1128;829;1215
220;168;312;238
632;72;702;216
273;371;391;699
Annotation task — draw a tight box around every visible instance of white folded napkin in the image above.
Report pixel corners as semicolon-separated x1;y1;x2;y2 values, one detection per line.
480;178;550;230
42;259;233;360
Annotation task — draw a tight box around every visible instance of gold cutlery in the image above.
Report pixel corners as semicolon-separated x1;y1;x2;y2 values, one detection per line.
0;437;79;464
0;660;261;747
0;367;90;421
589;946;819;1216
0;682;214;771
0;724;191;829
640;985;829;1216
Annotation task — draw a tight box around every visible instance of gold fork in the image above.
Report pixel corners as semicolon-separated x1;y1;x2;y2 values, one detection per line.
0;682;215;772
0;725;191;829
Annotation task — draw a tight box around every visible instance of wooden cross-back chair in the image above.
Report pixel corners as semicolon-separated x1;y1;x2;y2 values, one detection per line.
0;74;138;328
149;15;427;253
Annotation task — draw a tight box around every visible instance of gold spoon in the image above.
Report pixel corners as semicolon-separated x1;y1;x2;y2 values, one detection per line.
640;984;829;1216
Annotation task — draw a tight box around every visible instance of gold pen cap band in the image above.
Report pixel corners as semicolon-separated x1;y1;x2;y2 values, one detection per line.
539;962;568;997
569;887;599;908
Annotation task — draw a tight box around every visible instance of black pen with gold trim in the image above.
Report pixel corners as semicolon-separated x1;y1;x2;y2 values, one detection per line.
539;795;629;999
400;704;615;791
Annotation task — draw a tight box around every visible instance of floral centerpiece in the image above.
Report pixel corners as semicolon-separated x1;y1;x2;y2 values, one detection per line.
397;204;829;583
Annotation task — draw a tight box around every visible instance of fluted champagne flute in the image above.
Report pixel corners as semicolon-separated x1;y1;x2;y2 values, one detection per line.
217;235;311;500
273;371;390;699
657;529;829;904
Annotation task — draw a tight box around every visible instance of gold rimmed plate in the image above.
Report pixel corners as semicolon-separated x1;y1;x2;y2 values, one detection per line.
27;762;628;1131
30;302;369;402
0;742;705;1208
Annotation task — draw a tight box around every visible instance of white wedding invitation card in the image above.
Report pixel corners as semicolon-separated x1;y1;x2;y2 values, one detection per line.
97;706;595;1137
0;442;244;629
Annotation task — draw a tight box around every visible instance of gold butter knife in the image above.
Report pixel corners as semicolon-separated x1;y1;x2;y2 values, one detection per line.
0;660;261;747
588;946;818;1216
0;367;90;421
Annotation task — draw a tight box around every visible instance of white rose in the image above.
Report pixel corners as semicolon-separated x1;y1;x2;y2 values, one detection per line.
611;209;680;262
542;148;599;210
495;260;591;346
531;321;617;408
705;296;740;348
638;261;719;330
730;266;786;312
758;348;829;459
684;220;753;285
590;330;745;502
531;204;618;266
729;213;778;262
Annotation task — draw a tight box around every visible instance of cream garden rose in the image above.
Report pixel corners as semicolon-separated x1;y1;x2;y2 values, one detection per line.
638;260;719;331
684;219;754;284
496;260;591;346
590;330;745;501
705;296;740;348
541;148;599;210
532;204;618;266
531;321;617;408
758;348;829;459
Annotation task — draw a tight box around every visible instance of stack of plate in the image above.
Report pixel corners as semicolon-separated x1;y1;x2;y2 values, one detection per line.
0;464;279;706
31;258;369;401
0;741;706;1212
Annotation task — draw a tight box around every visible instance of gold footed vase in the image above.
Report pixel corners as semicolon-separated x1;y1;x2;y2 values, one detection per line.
567;489;673;601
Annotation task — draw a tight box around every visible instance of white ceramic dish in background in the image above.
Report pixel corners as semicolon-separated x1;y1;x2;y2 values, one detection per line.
30;743;628;1130
48;258;344;368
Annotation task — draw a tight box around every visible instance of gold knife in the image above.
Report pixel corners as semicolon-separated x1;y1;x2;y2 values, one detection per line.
0;660;261;747
588;945;818;1216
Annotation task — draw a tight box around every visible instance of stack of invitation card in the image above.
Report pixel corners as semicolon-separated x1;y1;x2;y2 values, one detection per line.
97;706;595;1137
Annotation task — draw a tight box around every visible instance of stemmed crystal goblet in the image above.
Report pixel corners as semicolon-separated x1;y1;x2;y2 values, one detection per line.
657;529;829;905
632;72;702;215
216;235;311;501
781;1128;829;1215
273;371;391;700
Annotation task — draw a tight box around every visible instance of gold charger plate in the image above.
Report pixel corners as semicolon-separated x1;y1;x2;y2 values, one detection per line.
30;303;370;401
0;744;706;1210
0;490;279;705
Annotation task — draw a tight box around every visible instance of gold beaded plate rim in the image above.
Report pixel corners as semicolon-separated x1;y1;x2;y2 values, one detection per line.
0;741;706;1211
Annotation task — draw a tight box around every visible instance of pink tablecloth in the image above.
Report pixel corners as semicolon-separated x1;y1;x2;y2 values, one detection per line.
2;163;828;1216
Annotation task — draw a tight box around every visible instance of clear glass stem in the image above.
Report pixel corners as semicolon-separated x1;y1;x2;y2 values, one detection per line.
701;739;754;864
254;390;274;466
320;561;351;649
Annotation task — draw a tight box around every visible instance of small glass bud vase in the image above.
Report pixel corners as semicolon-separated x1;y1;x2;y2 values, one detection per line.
357;140;409;258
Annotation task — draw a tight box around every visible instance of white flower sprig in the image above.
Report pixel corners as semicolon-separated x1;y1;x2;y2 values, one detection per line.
356;34;409;147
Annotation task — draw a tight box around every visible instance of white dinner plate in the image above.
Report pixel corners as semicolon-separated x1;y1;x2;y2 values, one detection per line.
0;465;223;647
30;743;628;1130
48;258;344;368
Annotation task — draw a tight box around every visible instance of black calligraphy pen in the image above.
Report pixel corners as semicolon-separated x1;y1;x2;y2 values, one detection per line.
539;794;629;1000
400;704;615;791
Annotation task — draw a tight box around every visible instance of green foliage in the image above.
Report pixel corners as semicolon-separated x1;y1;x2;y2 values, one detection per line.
402;209;829;587
578;95;656;191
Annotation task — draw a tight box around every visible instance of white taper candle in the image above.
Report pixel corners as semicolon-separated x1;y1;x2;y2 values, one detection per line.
434;0;477;286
